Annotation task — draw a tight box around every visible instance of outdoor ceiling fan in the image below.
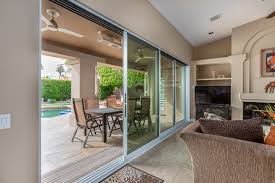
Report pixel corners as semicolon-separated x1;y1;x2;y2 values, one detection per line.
266;11;275;19
134;48;155;63
41;8;84;38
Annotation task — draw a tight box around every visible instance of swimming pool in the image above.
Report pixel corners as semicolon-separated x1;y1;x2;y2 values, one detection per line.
41;109;71;118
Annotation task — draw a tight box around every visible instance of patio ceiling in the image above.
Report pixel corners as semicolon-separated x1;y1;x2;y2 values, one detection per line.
42;0;123;60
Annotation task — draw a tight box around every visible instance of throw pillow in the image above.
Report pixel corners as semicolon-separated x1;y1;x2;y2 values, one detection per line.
265;126;275;146
203;112;225;120
198;118;264;143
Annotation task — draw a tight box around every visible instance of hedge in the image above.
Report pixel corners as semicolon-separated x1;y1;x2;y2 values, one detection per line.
42;79;71;101
97;66;144;100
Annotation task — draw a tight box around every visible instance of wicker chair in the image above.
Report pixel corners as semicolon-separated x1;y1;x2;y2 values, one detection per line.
72;98;102;148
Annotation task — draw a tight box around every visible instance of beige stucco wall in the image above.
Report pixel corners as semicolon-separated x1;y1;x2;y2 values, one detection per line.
231;17;275;119
79;0;193;64
232;17;275;93
0;0;39;183
192;36;231;60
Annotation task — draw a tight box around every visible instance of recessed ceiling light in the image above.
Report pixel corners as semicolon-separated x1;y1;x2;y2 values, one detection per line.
208;32;214;35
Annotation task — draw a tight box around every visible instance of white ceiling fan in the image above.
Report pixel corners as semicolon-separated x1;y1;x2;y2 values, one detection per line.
134;48;155;63
41;8;84;38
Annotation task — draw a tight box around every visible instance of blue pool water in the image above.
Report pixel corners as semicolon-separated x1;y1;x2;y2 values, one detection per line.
41;109;71;118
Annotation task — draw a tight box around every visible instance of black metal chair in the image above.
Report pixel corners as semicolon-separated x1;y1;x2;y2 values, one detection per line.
72;98;102;148
107;95;123;137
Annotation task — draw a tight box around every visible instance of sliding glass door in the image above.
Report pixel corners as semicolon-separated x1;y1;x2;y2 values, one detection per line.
175;62;186;122
126;34;159;153
160;53;175;132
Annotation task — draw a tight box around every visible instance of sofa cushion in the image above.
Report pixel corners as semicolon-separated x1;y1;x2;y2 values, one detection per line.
198;118;264;143
204;112;225;120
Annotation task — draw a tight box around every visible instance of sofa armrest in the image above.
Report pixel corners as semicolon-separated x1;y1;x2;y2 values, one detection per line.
180;131;275;183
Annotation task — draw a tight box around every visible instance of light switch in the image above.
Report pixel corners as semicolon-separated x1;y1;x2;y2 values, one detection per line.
0;113;11;129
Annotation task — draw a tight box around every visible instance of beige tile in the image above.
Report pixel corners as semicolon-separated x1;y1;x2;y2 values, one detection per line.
130;134;194;183
41;114;122;174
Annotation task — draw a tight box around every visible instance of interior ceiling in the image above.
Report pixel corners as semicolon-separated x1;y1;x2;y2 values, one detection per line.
149;0;275;46
42;0;123;60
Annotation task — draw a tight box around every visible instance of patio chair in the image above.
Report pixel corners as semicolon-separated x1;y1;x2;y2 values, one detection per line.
137;97;153;131
72;98;102;148
127;98;140;135
107;95;123;133
109;114;123;137
85;96;99;109
106;95;117;108
85;96;102;119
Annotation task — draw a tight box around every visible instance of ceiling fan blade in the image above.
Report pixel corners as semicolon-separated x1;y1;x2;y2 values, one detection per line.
143;56;155;59
41;15;51;25
58;28;84;38
267;11;275;19
135;58;142;63
41;26;50;32
41;26;57;32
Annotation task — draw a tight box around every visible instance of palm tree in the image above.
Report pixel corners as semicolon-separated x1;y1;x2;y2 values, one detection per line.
56;64;65;78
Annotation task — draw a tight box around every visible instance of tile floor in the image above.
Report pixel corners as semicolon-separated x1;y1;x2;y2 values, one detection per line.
41;113;123;175
130;130;194;183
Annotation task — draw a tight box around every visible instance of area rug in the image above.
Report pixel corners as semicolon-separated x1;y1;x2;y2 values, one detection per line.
101;164;164;183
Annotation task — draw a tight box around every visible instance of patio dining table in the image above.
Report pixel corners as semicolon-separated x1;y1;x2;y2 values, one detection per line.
85;108;123;143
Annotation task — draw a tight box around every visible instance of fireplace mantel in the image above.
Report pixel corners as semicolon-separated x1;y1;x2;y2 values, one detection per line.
240;93;275;103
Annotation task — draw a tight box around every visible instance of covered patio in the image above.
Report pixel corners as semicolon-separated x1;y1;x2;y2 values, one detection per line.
41;113;123;176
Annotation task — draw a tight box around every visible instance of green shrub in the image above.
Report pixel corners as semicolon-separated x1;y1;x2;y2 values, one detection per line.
99;85;114;100
97;66;144;99
42;79;71;101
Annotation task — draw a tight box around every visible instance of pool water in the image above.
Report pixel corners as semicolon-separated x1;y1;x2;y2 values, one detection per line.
41;109;71;118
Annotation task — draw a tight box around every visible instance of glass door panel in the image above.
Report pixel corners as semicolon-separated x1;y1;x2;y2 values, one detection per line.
175;62;185;122
160;54;174;132
127;35;159;153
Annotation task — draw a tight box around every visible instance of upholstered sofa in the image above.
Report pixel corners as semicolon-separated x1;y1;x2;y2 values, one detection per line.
180;121;275;183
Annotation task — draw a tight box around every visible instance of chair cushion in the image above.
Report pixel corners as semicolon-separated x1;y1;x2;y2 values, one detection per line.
198;118;264;143
204;112;225;120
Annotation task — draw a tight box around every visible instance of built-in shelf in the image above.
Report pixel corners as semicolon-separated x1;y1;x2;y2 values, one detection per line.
197;77;232;81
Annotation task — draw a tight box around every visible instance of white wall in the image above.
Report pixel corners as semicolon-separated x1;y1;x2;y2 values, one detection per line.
0;0;39;183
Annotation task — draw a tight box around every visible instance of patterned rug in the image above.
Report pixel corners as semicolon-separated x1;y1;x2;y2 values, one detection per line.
101;165;164;183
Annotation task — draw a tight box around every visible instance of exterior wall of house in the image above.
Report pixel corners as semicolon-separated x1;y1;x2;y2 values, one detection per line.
43;40;106;98
0;0;40;183
78;0;193;64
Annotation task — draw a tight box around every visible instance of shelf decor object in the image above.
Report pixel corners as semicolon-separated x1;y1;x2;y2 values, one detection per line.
265;81;275;93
